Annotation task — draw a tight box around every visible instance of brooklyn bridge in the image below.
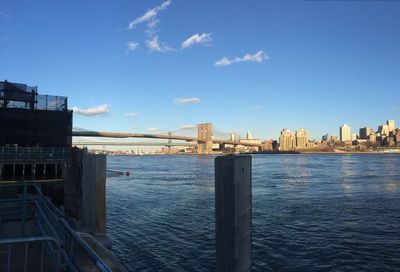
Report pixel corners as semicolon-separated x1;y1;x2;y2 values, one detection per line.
72;123;262;154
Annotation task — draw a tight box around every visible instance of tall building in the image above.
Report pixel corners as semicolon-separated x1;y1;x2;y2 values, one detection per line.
340;124;351;142
387;120;395;133
246;131;253;140
279;129;295;151
359;127;373;140
378;124;390;137
295;128;308;149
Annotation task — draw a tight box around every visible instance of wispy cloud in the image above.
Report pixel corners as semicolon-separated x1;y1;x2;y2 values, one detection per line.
126;41;139;53
127;0;172;30
146;127;160;132
174;97;201;104
126;1;175;53
146;36;174;52
248;105;263;110
181;124;195;129
181;33;212;49
124;112;140;117
72;104;109;116
393;106;400;112
215;50;268;67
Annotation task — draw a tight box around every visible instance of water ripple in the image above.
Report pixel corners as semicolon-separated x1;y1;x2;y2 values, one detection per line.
107;154;400;271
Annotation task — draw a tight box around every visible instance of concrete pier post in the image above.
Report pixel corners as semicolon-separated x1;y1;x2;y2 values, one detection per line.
215;155;252;272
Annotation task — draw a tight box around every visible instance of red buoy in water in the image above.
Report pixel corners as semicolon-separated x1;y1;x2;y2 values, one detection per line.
126;171;130;176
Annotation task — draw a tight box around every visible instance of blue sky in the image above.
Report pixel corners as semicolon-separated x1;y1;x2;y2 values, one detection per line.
1;0;400;140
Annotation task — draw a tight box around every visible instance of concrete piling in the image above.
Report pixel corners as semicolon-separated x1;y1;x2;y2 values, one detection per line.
215;155;252;272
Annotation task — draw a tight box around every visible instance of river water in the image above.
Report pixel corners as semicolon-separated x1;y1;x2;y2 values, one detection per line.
106;154;400;271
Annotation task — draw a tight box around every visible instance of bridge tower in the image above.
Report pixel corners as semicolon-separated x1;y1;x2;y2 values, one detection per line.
197;123;213;155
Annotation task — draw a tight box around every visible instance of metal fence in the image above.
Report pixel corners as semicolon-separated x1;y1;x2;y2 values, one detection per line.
0;183;113;272
0;147;71;163
0;93;68;111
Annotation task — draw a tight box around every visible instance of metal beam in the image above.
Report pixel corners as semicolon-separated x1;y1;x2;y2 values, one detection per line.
73;141;197;147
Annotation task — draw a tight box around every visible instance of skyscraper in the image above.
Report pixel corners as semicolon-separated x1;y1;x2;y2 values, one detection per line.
378;124;390;136
359;127;373;139
279;129;296;151
295;128;308;149
340;124;351;142
387;120;395;133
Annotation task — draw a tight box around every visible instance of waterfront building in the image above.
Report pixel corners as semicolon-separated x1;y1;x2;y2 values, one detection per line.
340;124;351;142
351;133;358;141
359;127;373;140
279;129;296;151
322;134;329;142
394;129;400;146
261;139;274;151
0;81;72;147
387;120;395;133
368;131;377;143
378;124;390;137
295;128;308;149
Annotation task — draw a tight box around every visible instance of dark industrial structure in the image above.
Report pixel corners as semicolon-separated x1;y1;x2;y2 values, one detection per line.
0;80;72;147
0;81;118;271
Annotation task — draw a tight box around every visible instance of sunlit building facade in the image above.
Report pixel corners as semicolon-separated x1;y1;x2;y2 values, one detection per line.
340;124;351;142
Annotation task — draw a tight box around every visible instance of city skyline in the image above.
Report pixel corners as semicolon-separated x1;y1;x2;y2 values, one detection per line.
1;1;400;139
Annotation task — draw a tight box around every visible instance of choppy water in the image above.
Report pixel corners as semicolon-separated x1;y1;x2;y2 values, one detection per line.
106;154;400;271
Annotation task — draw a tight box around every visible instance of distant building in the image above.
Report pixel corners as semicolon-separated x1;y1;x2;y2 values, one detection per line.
351;133;358;141
394;129;400;146
368;131;377;143
295;128;308;149
378;124;390;137
340;124;351;142
279;129;295;151
322;134;329;142
246;131;253;140
387;120;395;133
261;140;274;151
359;127;373;140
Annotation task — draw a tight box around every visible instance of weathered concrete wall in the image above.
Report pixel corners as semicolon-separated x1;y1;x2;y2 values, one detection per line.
63;148;106;234
215;155;252;272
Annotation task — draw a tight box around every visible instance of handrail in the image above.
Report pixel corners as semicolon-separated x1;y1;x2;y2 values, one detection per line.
32;185;113;272
0;183;113;272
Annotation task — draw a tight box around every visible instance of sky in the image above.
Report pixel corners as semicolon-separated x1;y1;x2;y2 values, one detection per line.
1;0;400;140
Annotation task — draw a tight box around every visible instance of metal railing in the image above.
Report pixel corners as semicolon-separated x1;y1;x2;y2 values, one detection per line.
0;182;112;272
0;147;71;163
0;91;68;111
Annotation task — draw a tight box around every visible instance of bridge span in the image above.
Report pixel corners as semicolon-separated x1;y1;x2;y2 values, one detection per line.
72;123;262;154
73;141;197;147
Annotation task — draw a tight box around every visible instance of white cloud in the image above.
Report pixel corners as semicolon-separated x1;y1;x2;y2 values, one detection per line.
215;50;268;66
214;57;233;67
146;36;175;52
126;41;139;53
146;127;160;132
181;33;212;49
127;0;172;30
181;124;195;129
124;112;140;117
174;97;201;104
72;104;109;116
248;105;262;110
